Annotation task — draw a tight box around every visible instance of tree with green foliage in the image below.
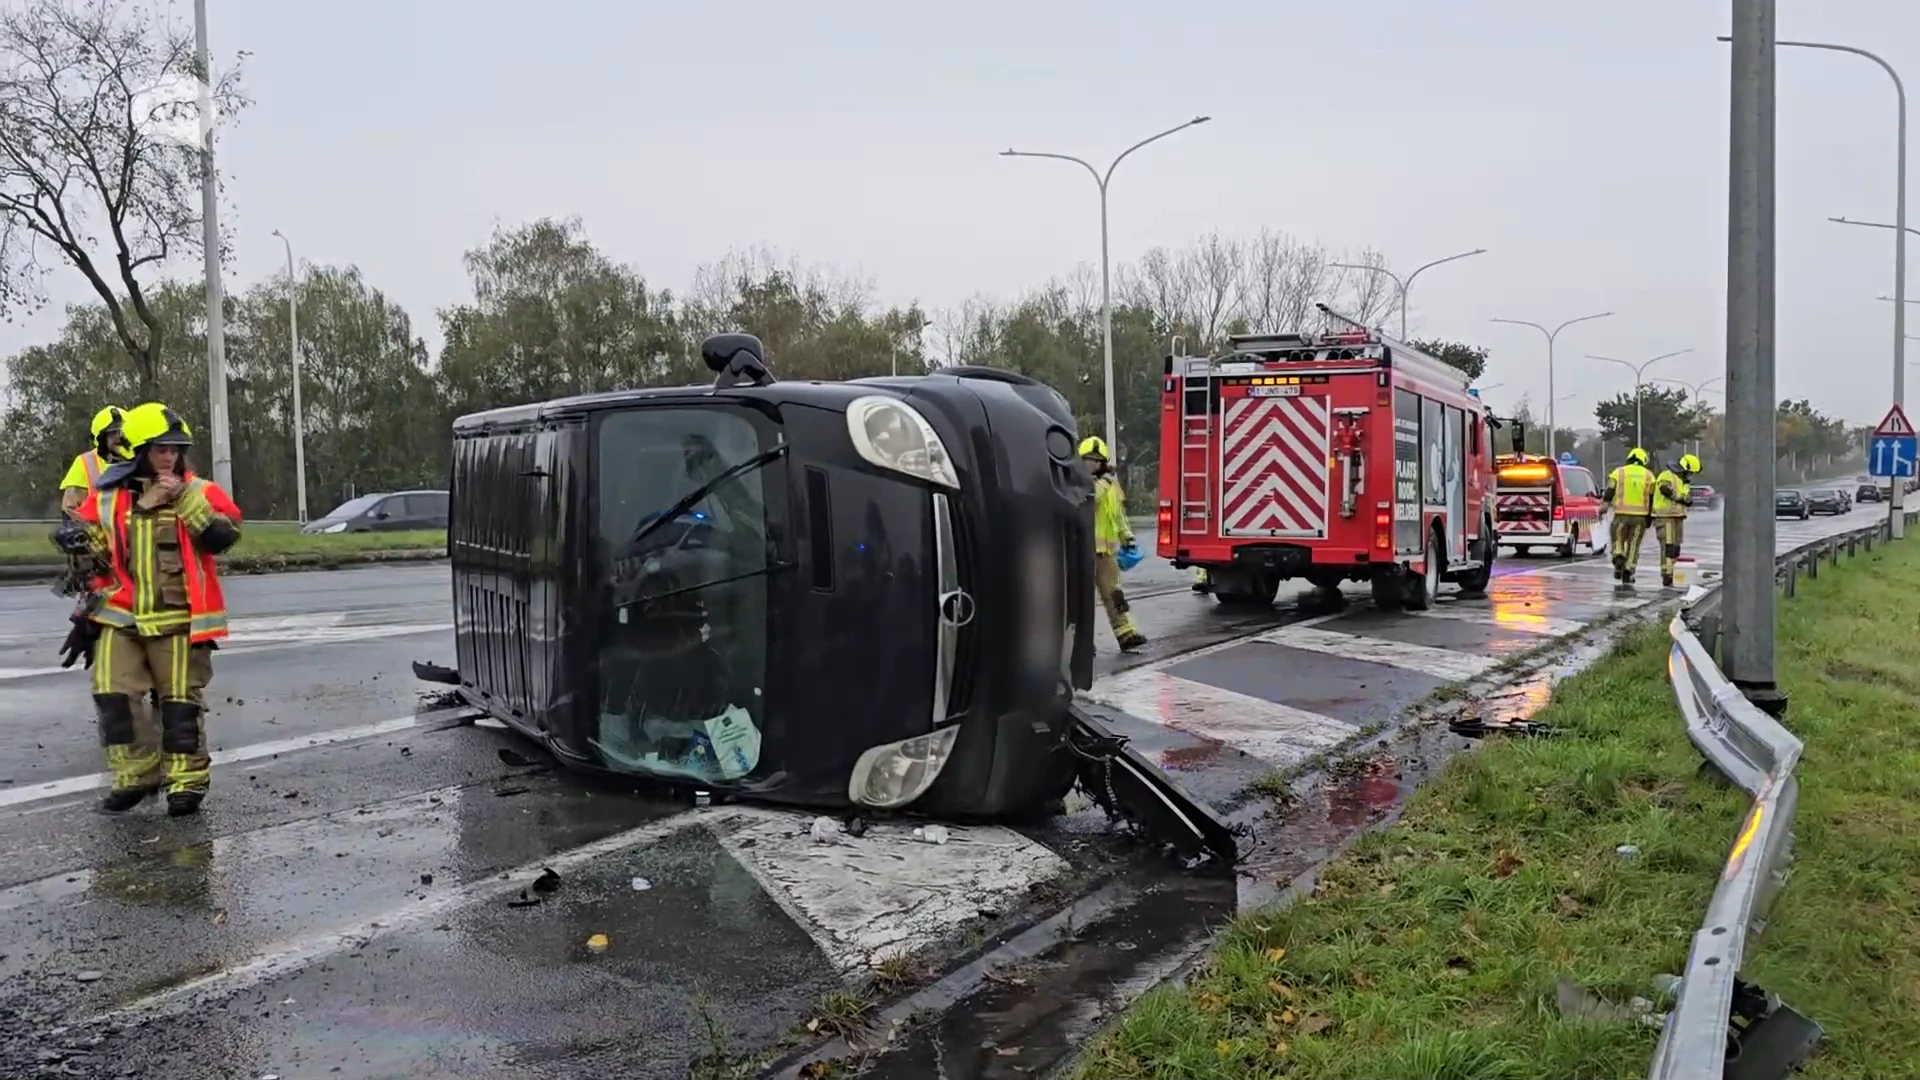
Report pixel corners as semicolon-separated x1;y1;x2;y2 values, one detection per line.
1407;339;1489;382
1592;385;1705;455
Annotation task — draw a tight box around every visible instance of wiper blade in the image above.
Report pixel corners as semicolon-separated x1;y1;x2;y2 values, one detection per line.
626;443;788;550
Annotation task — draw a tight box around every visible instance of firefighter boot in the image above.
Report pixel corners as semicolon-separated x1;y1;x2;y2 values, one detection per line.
95;693;160;813
160;700;210;817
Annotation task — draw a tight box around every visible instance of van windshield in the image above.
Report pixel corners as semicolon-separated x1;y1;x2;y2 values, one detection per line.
321;494;383;520
593;407;776;785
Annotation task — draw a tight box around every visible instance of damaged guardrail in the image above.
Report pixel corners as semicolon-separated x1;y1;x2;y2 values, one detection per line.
1649;513;1917;1080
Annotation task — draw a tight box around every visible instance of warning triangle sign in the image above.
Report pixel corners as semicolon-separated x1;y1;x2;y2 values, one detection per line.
1877;404;1916;437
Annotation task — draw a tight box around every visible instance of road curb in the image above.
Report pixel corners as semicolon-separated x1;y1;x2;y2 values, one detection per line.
0;547;449;584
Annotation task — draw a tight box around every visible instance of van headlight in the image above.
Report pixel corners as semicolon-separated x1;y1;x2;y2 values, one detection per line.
847;724;960;808
846;396;960;489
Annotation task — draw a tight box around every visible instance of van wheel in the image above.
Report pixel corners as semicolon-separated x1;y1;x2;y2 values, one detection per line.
1559;525;1579;559
1455;520;1495;596
1405;532;1443;611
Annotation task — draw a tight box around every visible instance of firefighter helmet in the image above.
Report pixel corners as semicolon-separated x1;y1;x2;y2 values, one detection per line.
96;403;195;488
1677;453;1701;474
1077;435;1110;461
1626;447;1650;466
89;405;132;461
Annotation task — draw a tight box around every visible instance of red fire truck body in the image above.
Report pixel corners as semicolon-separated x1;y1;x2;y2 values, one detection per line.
1153;325;1499;610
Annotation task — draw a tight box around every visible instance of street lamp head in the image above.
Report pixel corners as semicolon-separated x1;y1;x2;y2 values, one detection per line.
1715;35;1732;43
999;148;1017;156
1191;116;1212;125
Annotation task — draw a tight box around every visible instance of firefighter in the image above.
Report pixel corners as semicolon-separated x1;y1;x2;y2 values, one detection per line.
1602;447;1657;585
54;403;242;816
1081;436;1147;652
58;406;130;513
1192;567;1210;594
1652;453;1701;587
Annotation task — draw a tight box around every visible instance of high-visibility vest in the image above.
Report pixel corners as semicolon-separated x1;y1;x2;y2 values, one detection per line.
1652;470;1690;518
60;449;104;490
1092;476;1131;554
1608;464;1655;515
75;475;241;642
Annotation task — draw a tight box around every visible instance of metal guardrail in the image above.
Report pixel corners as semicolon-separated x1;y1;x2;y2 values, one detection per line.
1649;513;1917;1079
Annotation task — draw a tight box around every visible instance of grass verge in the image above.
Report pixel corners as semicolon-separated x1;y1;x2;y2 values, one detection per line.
0;522;445;566
1076;540;1920;1079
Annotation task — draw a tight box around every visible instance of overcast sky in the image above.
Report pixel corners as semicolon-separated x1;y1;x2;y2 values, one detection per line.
6;0;1919;428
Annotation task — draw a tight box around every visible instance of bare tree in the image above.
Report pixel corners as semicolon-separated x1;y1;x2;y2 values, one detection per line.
1235;228;1332;333
0;0;248;394
1324;247;1399;332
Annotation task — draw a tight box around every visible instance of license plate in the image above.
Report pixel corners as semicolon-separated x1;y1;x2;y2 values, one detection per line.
1248;385;1301;398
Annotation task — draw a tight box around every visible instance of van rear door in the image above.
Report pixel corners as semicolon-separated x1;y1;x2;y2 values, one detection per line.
1494;459;1557;540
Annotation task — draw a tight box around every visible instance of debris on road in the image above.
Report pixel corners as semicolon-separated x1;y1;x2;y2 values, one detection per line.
913;825;951;845
1448;715;1557;739
72;971;102;983
419;873;434;886
493;785;529;797
506;892;542;909
630;877;651;892
531;867;561;894
497;747;535;768
1616;844;1641;860
586;933;609;953
809;816;839;844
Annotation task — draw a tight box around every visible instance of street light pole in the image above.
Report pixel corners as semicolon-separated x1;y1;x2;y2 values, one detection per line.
1650;375;1724;458
1728;34;1905;537
1002;116;1212;471
1717;1;1783;717
1331;249;1487;339
193;0;232;493
1587;349;1693;449
270;230;307;524
1490;311;1614;459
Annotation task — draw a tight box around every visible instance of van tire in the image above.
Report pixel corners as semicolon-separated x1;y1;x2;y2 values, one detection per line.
1559;524;1579;559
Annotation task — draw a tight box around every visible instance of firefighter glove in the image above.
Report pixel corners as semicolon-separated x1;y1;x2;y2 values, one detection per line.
59;614;99;670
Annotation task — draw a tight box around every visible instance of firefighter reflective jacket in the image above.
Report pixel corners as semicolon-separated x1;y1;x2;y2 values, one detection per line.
1652;470;1692;518
74;476;242;642
60;449;106;491
1607;463;1656;515
1092;475;1132;555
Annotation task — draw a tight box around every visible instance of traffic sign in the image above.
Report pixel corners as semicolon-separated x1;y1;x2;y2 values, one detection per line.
1871;434;1918;479
1875;403;1915;437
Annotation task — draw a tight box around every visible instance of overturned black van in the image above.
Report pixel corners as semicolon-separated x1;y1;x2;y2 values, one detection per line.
422;334;1235;862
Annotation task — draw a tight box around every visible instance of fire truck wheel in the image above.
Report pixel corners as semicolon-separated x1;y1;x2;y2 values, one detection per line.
1369;570;1404;611
1404;532;1443;611
1213;570;1279;608
1454;521;1496;596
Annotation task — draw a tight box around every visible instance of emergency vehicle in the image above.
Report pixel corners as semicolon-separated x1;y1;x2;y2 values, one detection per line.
1492;450;1608;558
1154;311;1499;612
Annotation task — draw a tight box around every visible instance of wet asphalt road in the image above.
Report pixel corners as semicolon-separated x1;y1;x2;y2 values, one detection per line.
0;500;1889;1079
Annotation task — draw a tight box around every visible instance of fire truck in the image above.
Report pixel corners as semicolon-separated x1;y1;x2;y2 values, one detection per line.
1153;312;1499;611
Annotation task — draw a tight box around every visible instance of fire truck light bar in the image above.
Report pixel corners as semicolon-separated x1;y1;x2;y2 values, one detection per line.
1498;463;1552;483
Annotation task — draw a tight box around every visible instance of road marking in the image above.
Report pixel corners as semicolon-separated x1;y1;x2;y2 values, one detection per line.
1255;624;1495;682
83;808;734;1026
1084;665;1358;767
0;622;454;682
712;808;1070;973
0;712;446;810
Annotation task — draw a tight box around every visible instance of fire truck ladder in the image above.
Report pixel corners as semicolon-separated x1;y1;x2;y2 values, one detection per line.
1180;369;1212;535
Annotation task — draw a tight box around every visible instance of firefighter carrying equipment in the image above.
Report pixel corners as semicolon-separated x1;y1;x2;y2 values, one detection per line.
1078;435;1110;461
1090;469;1145;650
1653;468;1692;518
1605;458;1657;584
62;403;241;817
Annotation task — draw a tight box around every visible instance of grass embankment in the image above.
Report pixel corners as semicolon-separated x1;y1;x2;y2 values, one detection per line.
0;521;445;566
1078;542;1920;1079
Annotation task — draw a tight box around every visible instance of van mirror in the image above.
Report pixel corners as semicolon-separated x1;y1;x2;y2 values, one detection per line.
702;332;777;389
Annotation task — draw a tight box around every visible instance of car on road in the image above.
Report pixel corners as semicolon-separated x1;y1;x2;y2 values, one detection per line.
1690;484;1718;510
419;332;1235;862
302;490;451;534
1805;488;1849;515
1774;489;1811;519
1857;481;1883;503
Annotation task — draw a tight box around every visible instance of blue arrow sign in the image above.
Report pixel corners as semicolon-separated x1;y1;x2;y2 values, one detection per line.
1871;435;1918;478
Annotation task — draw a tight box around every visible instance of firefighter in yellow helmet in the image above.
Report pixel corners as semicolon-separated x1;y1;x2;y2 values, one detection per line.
1652;453;1701;588
58;406;131;513
1081;435;1147;652
54;402;243;816
1602;447;1657;585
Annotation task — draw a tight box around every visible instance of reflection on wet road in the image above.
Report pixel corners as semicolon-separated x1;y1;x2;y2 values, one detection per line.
0;501;1885;1076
